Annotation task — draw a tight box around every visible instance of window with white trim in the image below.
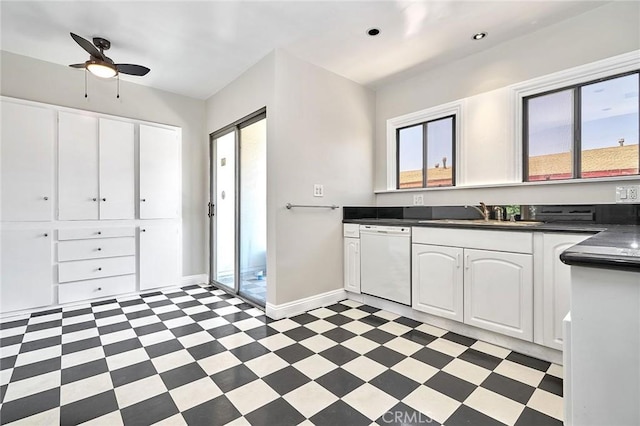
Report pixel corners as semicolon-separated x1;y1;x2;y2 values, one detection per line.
523;70;639;181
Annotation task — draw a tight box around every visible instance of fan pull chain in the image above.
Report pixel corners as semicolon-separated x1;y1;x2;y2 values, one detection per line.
84;68;88;98
117;73;120;99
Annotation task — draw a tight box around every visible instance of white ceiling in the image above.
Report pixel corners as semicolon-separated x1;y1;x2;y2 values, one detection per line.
0;1;607;100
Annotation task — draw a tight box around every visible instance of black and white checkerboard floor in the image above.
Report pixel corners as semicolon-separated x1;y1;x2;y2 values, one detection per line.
0;285;563;425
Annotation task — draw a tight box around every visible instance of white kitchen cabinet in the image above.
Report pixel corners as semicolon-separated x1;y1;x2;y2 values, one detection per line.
344;237;361;294
98;118;135;219
464;248;533;341
1;101;55;221
1;229;52;312
412;244;464;322
542;233;590;350
59;113;135;220
139;223;180;290
58;112;99;220
139;125;180;219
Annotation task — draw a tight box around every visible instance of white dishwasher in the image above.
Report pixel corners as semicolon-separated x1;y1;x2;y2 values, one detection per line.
359;225;411;305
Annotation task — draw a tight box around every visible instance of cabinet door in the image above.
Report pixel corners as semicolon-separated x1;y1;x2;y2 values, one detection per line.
343;238;360;294
99;119;135;219
139;223;180;290
59;112;99;220
542;233;590;350
139;125;180;219
1;102;55;221
464;249;533;341
1;229;52;312
412;244;464;322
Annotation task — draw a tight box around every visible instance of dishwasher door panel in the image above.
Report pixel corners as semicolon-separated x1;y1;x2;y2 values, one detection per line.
360;232;411;305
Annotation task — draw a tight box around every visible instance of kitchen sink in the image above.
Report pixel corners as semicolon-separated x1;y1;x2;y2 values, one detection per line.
418;219;544;227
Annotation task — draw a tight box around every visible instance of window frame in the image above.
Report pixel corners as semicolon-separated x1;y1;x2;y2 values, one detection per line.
523;70;639;182
395;115;457;189
386;100;462;190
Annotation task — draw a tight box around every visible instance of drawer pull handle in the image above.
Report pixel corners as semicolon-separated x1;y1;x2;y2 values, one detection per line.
97;287;102;291
102;198;106;202
97;231;102;235
97;267;102;271
97;248;102;251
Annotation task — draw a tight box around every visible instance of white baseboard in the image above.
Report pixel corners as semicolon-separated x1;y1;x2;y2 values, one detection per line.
181;274;208;286
266;288;347;320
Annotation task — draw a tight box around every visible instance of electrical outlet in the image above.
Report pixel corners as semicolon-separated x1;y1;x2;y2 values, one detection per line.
616;185;640;203
413;194;424;206
313;184;324;197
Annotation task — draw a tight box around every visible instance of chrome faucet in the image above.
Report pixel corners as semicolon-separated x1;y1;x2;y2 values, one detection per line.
465;202;490;221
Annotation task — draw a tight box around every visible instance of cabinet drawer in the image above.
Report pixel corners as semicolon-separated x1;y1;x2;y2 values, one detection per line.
58;227;135;241
343;224;360;238
58;275;135;304
412;227;533;254
58;256;136;283
58;237;135;261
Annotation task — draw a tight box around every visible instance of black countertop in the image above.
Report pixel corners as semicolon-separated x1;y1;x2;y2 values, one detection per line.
343;218;640;273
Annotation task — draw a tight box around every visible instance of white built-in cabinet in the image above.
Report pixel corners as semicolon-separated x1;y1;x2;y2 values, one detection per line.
140;223;180;290
541;233;591;350
0;98;183;315
412;244;464;322
464;249;533;340
1;102;55;221
1;229;53;312
343;224;361;294
58;112;135;220
344;238;361;294
411;227;534;341
139;125;180;219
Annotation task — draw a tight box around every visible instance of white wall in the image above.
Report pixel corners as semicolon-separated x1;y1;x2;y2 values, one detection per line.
0;51;208;276
375;1;640;206
206;50;375;306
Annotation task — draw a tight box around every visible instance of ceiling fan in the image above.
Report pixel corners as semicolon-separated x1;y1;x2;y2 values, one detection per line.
68;32;150;79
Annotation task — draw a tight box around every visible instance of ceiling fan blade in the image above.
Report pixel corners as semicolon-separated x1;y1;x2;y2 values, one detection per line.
70;32;105;60
69;63;86;68
116;64;150;76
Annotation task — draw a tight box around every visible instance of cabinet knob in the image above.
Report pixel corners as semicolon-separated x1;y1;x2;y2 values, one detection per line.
43;233;48;237
97;231;102;235
102;198;106;202
141;229;146;232
97;267;102;271
141;198;146;202
93;198;97;202
43;196;49;201
97;247;102;251
97;287;102;291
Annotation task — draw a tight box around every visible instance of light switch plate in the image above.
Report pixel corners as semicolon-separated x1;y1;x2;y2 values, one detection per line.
413;194;424;205
314;184;324;197
616;185;640;203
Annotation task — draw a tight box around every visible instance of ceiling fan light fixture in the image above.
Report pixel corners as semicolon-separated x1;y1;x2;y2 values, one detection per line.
86;59;117;78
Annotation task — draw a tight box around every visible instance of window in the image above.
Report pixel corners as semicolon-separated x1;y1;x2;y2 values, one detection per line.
524;71;639;181
397;115;455;189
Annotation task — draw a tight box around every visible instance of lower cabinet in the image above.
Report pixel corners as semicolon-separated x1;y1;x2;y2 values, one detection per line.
343;237;361;294
542;233;591;350
464;249;533;341
140;223;180;290
412;244;463;322
1;229;53;312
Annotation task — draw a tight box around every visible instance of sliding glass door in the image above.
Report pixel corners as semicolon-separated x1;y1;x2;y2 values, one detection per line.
210;109;266;306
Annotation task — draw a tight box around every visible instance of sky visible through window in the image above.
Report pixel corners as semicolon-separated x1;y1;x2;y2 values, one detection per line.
399;117;453;170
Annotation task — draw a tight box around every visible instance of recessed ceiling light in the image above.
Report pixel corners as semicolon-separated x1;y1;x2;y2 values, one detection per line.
367;28;380;36
472;32;488;40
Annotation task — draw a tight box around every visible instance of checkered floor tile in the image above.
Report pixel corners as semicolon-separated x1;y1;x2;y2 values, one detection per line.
0;285;563;425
